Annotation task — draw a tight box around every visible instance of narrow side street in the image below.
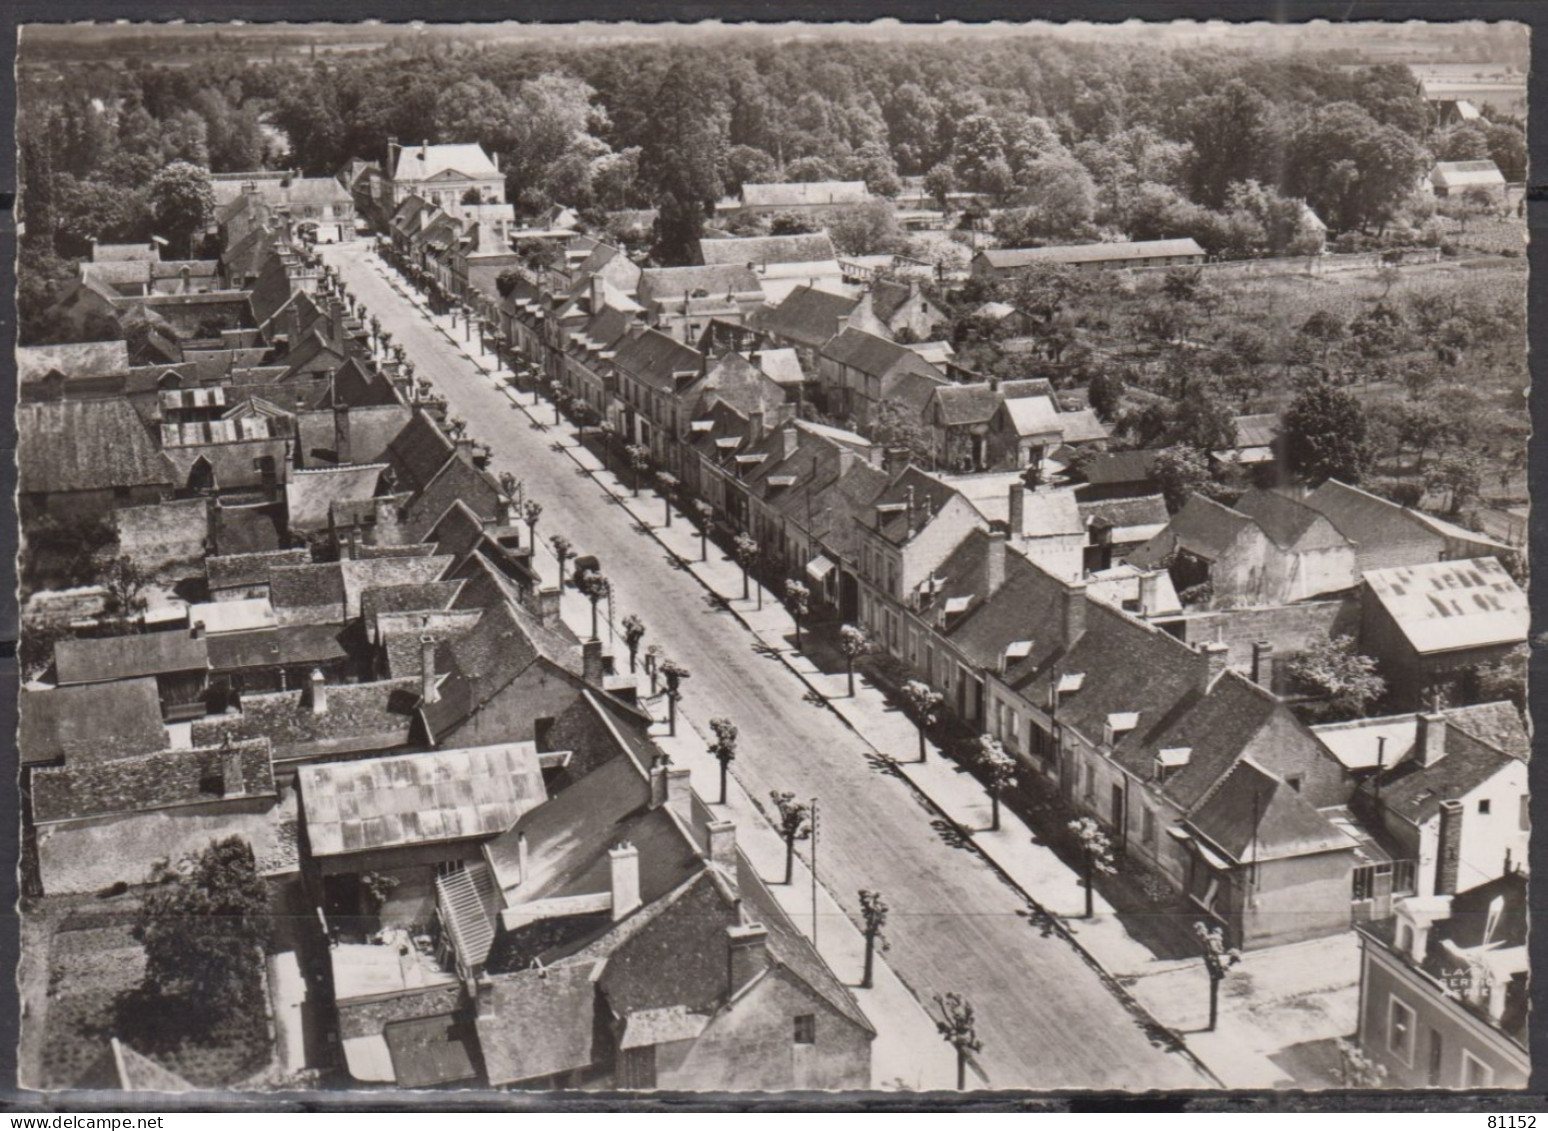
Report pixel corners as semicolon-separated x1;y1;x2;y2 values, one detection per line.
324;241;1214;1091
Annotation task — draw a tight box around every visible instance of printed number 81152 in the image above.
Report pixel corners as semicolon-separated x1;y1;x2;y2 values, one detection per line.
1488;1118;1536;1128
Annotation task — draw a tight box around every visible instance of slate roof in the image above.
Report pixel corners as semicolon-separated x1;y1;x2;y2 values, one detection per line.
1363;557;1527;655
30;737;275;824
822;327;941;380
1370;725;1518;827
698;233;837;267
753;284;860;349
980;238;1205;269
386;412;460;495
361;580;466;625
382;1013;480;1089
299;742;547;857
1151;494;1256;562
18;400;169;494
930;379;1055;427
916;529;1068;671
55;630;209;685
610;328;704;393
1186;758;1353;864
286;465;387;534
638;264;764;305
1080;495;1170;532
205;623;353;672
298;405;412;469
393;143;500;184
1076;449;1163;487
477;962;600;1087
1296;479;1444;560
189;678;421;762
269;563;348;618
402;456;504;543
1233;488;1348;552
1000;395;1064;439
17;341;130;385
20;679;169;767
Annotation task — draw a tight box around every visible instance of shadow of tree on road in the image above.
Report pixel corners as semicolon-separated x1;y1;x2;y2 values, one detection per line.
801;688;829;709
862;750;902;779
751;641;784;662
930;816;973;852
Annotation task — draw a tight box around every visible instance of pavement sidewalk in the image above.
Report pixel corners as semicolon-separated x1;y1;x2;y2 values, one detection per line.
356;250;1360;1090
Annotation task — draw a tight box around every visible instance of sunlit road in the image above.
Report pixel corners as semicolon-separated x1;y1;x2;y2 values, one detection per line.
323;241;1209;1090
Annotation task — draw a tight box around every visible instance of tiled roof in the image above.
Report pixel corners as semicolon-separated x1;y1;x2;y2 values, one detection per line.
93;242;160;263
1234;488;1348;552
698;233;837;266
1432;159;1506;188
18;399;169;494
30;737;275;824
382;1013;480;1088
299;741;547;857
740;181;869;208
213;505;285;556
393;143;500;183
208;549;311;592
918;529;1068;671
610;328;704;394
823;327;935;379
1368;725;1518;826
55;630;209;685
639;264;763;305
1231;413;1281;449
1446;701;1529;761
17;340;130;384
1364;557;1527;655
20;679;168;767
1186;758;1352;863
883;368;947;416
477;962;600;1087
189;678;421;762
286;465;387;534
1151;494;1255;562
402;456;503;543
1296;480;1443;559
1077;449;1163;487
361;580;465;625
1057;407;1110;444
1079;495;1169;531
269;562;347;617
386;412;459;495
342;554;453;619
1000;395;1064;439
754;284;860;348
205;623;352;672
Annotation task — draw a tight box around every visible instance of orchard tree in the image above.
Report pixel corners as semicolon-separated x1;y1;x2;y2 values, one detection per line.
1282;381;1369;484
933;992;983;1090
621;614;647;674
771;791;812;885
838;624;871;697
98;553;150;627
901;680;943;762
859;889;890;989
977;735;1018;833
923;163;957;212
1151;444;1213;514
1195;921;1241;1032
708;717;739;805
1068;816;1115;920
1285;634;1386;720
784;579;811;651
1086;369;1126;423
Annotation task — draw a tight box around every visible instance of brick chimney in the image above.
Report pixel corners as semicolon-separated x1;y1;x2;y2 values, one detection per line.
516;830;529;885
536;587;562;626
221;738;246;799
1435;798;1464;895
420;636;440;705
883;446;910;476
648;754;671;810
1199;642;1230;690
984;529;1006;597
1137;571;1161;617
665;767;692;824
707;820;737;873
726;923;769;994
1251;641;1274;689
1060;582;1087;647
1007;482;1025;538
609;842;641;920
583;639;606;685
590;275;606;313
191;620;207;641
1415;712;1447;767
308;668;328;715
334;404;352;465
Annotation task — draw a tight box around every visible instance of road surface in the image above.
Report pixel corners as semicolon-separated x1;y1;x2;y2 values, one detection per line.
323;241;1208;1090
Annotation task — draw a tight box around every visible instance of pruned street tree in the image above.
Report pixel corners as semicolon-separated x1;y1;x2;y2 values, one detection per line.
1068;816;1115;920
694;499;715;561
771;791;812;885
644;643;664;695
783;579;811;651
901;680;943;762
933;992;983;1090
625;443;651;496
661;659;690;736
522;499;543;548
708;716;738;805
655;470;679;527
621;614;647;673
839;624;871;697
733;531;760;603
859;889;890;989
977;735;1018;833
550;533;574;589
1195;920;1241;1032
576;568;610;641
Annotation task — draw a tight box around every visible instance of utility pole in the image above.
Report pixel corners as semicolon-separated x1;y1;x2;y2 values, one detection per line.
811;797;820;946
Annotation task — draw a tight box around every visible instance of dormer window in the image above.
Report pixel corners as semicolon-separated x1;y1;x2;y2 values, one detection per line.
1155;746;1191;783
1103;712;1139;748
1002;640;1033;673
1051;671;1085;710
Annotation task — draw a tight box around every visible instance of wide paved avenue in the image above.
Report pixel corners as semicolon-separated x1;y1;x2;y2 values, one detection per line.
324;242;1208;1090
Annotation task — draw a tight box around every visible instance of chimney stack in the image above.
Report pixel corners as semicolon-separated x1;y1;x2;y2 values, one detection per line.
420;636;440;705
649;754;671;810
475;979;495;1019
590;274;606;313
984;529;1006;597
191;620;207;641
726;923;769;994
1251;641;1274;689
1199;642;1230;690
665;767;692;824
221;738;246;798
583;639;606;685
334;404;352;465
748;411;765;443
1060;582;1087;647
498;495;517;528
1137;571;1161;617
516;831;529;885
707;820;737;873
781;425;799;463
536;587;562;626
1416;712;1447;768
1435;798;1464;895
309;668;328;715
609;842;641;920
883;446;910;476
1007;482;1026;538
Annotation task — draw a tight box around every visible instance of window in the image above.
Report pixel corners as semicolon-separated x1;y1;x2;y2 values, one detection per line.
1461;1050;1494;1088
1006;710;1020;753
1388;996;1416;1066
1478;799;1491;816
619;1044;657;1088
793;1014;816;1045
1142;807;1156;849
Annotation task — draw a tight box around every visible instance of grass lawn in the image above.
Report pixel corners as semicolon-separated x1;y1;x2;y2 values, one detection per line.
40;907;273;1090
